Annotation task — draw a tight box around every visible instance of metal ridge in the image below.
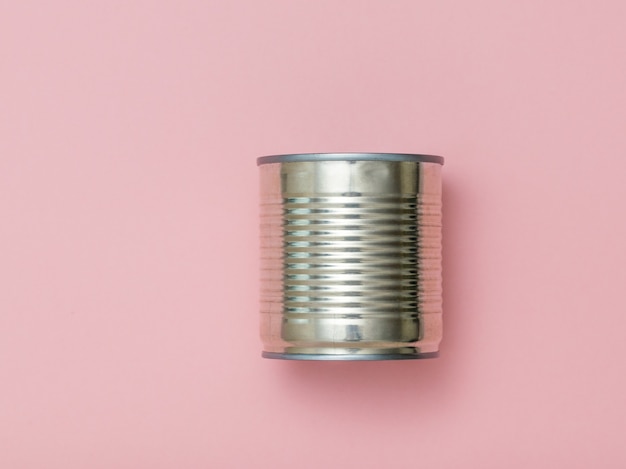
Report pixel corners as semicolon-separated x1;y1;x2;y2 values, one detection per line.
257;152;444;166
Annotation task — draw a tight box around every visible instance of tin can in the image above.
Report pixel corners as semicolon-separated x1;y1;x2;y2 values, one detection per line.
258;153;444;360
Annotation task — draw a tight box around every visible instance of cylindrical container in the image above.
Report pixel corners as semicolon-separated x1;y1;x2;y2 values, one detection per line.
258;153;444;360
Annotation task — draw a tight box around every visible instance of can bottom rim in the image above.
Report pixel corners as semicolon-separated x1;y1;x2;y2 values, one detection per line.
261;351;439;361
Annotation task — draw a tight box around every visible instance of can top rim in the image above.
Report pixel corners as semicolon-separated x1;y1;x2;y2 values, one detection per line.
257;153;444;166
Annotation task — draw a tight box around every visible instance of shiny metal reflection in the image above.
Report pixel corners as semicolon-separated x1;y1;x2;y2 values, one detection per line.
258;153;443;360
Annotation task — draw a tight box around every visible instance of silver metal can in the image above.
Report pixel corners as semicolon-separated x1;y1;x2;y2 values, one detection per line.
258;153;444;360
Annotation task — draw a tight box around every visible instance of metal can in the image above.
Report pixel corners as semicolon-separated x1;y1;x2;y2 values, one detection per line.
258;153;444;360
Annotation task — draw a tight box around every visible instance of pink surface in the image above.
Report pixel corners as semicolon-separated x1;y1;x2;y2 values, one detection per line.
1;1;626;467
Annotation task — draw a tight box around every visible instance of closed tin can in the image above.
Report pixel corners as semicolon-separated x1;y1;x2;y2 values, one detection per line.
258;153;444;360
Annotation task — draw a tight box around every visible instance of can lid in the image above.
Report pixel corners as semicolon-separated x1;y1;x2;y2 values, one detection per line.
257;152;444;166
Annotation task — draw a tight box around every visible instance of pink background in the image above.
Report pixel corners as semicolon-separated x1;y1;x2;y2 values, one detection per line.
1;1;626;467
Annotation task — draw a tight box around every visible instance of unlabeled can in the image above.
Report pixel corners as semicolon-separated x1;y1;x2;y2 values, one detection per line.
258;153;444;360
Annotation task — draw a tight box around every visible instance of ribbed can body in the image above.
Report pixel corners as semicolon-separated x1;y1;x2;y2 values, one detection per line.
259;154;443;360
